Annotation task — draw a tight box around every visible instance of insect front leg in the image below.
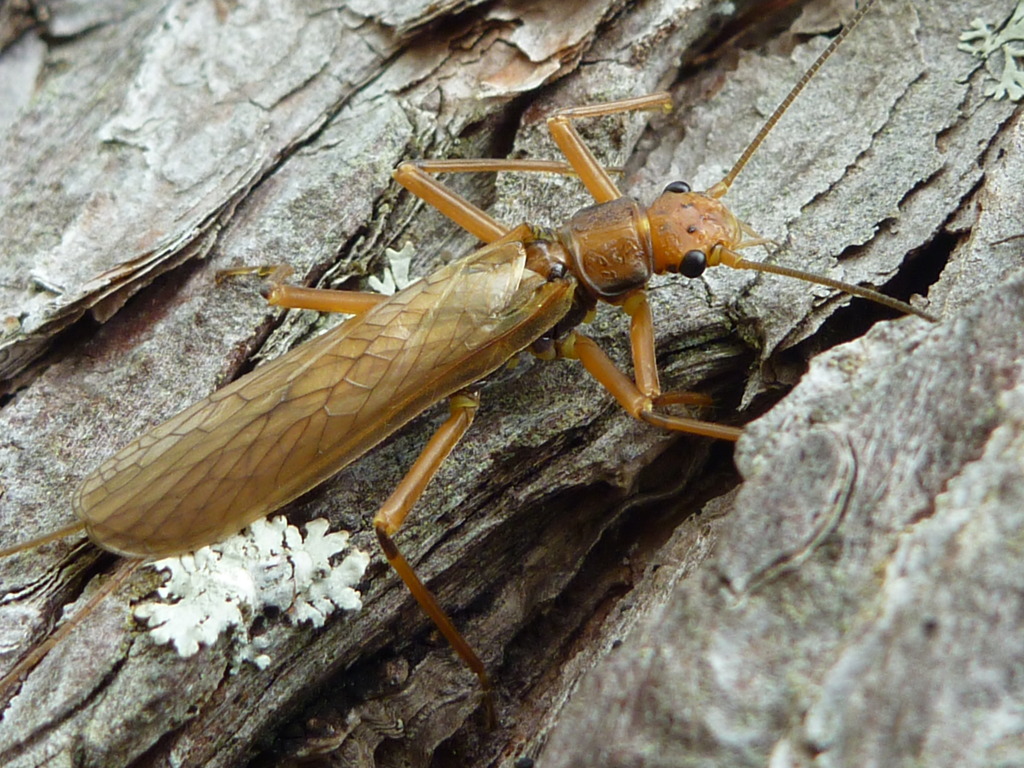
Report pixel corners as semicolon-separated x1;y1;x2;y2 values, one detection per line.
371;390;494;720
560;325;741;443
397;94;674;228
544;92;672;204
621;289;720;409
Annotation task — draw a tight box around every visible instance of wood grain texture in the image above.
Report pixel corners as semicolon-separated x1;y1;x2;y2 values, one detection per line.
0;0;1020;766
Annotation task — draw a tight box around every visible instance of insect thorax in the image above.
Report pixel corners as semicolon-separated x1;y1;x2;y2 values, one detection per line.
558;197;654;303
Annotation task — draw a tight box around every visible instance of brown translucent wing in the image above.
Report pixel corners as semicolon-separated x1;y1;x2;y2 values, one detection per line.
75;241;575;557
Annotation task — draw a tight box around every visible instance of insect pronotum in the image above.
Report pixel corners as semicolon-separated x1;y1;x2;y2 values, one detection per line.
0;0;931;729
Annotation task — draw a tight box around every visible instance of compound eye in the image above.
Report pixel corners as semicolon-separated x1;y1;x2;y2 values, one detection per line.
680;249;707;278
663;180;691;195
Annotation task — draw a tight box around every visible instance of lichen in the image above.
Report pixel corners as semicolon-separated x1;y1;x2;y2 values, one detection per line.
958;1;1024;101
134;517;369;668
368;241;415;295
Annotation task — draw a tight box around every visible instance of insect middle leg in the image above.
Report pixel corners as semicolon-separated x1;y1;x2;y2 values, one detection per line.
393;158;578;244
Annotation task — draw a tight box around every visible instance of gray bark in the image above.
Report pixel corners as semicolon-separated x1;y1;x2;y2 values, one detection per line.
0;0;1020;766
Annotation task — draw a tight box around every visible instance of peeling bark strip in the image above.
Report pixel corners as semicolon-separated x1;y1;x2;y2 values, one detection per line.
0;1;1020;766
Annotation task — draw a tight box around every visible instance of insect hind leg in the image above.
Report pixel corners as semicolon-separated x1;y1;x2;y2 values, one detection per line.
0;559;143;703
261;282;386;315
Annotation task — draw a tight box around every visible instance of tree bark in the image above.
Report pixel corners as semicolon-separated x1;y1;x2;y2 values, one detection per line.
0;1;1020;766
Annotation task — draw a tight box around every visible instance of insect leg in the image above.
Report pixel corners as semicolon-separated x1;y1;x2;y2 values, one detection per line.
371;391;494;715
545;92;672;204
218;265;386;314
623;290;662;398
395;158;580;244
262;283;386;314
394;161;510;244
622;290;715;408
0;520;88;559
561;332;741;442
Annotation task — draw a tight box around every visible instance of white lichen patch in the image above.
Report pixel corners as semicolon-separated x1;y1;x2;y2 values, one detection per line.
959;1;1024;101
134;517;369;668
367;242;415;295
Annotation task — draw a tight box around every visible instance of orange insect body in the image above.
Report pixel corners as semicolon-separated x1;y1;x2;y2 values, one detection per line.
3;0;929;715
75;177;752;559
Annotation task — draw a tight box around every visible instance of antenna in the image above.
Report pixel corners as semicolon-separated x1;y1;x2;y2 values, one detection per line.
708;0;880;199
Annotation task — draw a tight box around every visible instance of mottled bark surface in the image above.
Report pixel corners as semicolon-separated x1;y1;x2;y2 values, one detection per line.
0;0;1020;766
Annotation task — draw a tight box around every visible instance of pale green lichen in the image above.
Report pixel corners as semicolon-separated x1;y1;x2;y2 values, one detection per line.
958;1;1024;101
368;241;415;295
134;517;369;669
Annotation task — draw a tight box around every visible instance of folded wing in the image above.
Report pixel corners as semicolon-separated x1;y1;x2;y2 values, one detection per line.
76;241;575;556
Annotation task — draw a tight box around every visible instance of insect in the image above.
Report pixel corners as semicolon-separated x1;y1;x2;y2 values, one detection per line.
0;0;931;732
